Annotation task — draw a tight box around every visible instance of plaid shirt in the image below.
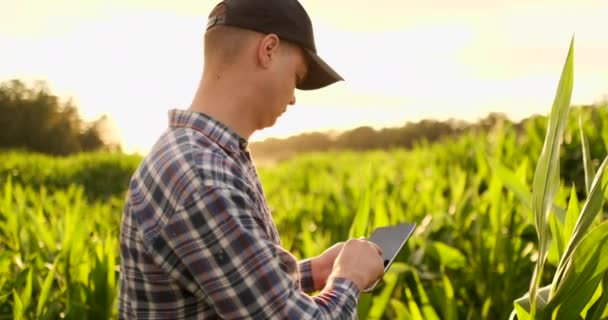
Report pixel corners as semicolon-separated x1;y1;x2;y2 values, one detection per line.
119;109;360;319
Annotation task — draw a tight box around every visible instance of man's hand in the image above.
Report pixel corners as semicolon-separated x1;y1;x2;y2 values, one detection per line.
328;238;385;292
310;242;344;290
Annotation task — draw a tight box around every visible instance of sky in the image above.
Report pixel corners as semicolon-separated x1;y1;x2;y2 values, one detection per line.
1;0;608;154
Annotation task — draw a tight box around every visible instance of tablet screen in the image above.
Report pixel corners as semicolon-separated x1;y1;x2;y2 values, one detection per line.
363;222;416;292
369;222;416;271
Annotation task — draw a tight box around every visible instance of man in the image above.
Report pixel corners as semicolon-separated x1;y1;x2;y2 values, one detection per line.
119;0;385;318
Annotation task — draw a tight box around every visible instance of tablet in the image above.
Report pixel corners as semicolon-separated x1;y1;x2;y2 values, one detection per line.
363;222;417;292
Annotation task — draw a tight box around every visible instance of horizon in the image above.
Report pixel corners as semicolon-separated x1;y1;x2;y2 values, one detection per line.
2;0;608;154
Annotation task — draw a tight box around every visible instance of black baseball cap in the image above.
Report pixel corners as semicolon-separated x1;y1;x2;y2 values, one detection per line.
206;0;344;90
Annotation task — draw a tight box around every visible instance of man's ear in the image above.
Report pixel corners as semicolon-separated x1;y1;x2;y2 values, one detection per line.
257;34;280;69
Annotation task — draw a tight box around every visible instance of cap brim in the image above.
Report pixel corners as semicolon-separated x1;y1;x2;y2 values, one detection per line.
297;49;344;90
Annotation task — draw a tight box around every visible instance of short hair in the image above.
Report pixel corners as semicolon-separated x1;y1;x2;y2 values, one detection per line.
204;4;260;66
203;5;302;68
203;25;257;66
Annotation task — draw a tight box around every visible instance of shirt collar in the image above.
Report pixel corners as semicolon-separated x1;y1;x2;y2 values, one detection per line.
168;109;248;153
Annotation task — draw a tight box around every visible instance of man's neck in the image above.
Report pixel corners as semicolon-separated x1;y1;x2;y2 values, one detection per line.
189;73;256;140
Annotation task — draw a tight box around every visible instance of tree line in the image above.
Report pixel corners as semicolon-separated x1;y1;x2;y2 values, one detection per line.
249;105;608;162
0;79;119;155
2;78;605;161
249;112;521;159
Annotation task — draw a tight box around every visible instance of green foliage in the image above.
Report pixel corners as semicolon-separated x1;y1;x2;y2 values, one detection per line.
528;37;574;317
0;79;119;155
3;61;608;318
0;151;141;201
496;38;608;319
0;177;123;319
0;109;606;318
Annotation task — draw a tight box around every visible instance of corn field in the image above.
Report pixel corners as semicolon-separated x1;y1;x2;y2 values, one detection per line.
2;40;608;319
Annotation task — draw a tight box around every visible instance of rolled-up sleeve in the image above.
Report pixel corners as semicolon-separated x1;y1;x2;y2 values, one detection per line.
144;186;360;319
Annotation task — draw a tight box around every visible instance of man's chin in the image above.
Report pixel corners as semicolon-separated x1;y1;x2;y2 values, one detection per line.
268;116;280;127
258;116;280;131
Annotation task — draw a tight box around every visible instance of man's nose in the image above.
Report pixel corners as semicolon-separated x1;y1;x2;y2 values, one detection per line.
289;95;296;105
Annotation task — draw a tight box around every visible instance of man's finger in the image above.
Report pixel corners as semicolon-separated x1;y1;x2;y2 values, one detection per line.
367;241;383;255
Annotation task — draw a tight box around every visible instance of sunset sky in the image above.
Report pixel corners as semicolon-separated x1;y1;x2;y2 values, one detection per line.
2;0;608;154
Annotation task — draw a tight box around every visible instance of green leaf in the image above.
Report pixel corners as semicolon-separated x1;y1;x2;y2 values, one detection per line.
413;272;441;320
586;272;608;320
37;260;57;318
405;286;425;320
388;262;411;274
349;183;371;238
553;155;608;291
513;285;551;318
429;242;466;270
513;304;530;320
529;36;574;315
547;211;565;266
369;272;399;319
548;221;608;315
357;293;373;320
564;185;581;245
489;158;532;210
390;299;412;320
490;158;566;223
442;274;457;320
20;268;33;313
373;197;390;231
580;113;596;195
555;275;602;319
13;290;24;320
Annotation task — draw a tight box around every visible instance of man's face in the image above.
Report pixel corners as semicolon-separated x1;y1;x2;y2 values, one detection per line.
256;42;308;129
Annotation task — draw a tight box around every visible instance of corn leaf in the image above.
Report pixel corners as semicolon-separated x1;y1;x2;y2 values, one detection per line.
36;260;57;318
547;212;565;265
357;293;373;319
547;221;608;316
580;114;596;195
555;275;602;319
490;158;566;223
369;272;399;319
586;272;608;320
405;286;425;320
489;158;532;210
564;185;581;245
13;290;24;320
441;274;457;320
390;299;412;320
552;155;608;291
413;272;441;320
529;36;574;315
349;184;371;238
513;285;551;320
374;198;390;230
20;269;33;313
513;304;530;320
429;242;466;270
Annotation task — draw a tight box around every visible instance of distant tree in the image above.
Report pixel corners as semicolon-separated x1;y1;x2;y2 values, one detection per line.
250;104;606;162
0;79;120;155
336;126;377;150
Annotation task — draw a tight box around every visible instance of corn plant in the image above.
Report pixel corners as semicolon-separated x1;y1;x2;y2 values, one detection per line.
493;37;608;319
4;68;608;318
0;178;120;319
